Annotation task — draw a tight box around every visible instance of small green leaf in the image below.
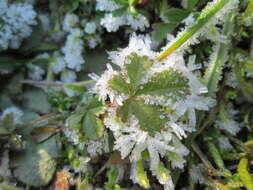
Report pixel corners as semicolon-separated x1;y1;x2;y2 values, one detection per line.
130;100;167;135
105;167;119;190
116;99;132;122
136;69;190;99
82;112;105;140
82;97;107;140
186;0;199;10
136;160;150;189
238;157;253;190
162;8;190;23
153;23;177;41
109;75;130;94
125;53;153;93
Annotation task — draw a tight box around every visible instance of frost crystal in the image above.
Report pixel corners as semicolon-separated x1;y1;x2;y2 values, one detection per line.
0;0;37;50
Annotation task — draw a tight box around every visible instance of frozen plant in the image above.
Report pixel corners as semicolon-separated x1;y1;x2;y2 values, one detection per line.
90;33;214;189
0;0;37;50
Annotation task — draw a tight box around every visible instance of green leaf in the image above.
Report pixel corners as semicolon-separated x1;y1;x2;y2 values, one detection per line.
109;75;130;94
130;100;167;135
136;160;150;189
12;136;58;187
162;8;190;23
116;99;132;122
105;167;119;190
82;97;107;140
238;157;253;190
153;22;177;41
125;53;153;93
186;0;199;10
82;112;105;140
136;69;190;99
117;99;167;135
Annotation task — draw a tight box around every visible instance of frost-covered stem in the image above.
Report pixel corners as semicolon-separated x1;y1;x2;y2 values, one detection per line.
157;0;231;61
191;142;214;169
20;79;95;87
205;10;235;95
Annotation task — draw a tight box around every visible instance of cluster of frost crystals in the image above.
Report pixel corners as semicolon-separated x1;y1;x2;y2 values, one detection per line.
62;14;85;71
100;13;149;32
90;34;214;189
0;0;37;51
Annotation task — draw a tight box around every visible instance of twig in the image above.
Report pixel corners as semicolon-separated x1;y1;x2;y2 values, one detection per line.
20;79;95;87
15;112;60;132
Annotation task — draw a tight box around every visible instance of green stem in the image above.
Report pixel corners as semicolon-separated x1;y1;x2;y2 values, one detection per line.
204;10;235;95
157;0;231;61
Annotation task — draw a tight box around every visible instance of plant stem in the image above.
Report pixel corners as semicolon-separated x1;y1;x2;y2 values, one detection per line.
20;79;95;87
157;0;231;61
